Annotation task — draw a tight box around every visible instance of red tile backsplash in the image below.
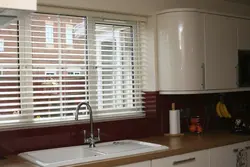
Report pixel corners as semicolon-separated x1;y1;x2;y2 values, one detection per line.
143;91;159;118
1;91;250;156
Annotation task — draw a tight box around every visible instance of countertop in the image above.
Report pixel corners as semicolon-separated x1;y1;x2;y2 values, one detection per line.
1;132;250;167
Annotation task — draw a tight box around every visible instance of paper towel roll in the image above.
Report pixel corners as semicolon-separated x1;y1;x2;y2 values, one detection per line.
169;110;181;135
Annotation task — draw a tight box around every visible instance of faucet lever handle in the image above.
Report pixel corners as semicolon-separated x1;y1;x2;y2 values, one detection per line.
83;130;87;143
97;128;101;141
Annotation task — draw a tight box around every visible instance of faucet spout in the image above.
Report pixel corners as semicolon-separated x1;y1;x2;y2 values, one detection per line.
75;102;100;147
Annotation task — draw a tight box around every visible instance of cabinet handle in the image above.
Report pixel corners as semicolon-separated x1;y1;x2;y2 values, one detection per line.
201;63;205;89
173;157;196;165
235;65;239;87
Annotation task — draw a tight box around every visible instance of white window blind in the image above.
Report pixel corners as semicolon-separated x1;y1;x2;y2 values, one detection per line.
0;13;145;128
0;22;20;124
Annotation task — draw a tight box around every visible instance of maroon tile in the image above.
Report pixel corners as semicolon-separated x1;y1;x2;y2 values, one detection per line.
0;117;161;155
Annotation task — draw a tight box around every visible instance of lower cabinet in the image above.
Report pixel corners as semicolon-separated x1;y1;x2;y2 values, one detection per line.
117;141;250;167
117;161;151;167
210;142;247;167
246;141;250;167
152;150;209;167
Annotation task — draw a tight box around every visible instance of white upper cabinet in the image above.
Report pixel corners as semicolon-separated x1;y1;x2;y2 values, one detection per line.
157;9;250;94
0;0;37;11
238;18;250;50
157;12;205;92
204;14;238;90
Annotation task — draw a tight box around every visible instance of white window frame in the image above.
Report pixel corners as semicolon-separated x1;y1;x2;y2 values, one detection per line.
88;18;141;115
0;14;144;130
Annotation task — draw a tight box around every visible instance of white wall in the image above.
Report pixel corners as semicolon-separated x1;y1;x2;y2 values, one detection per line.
38;0;166;16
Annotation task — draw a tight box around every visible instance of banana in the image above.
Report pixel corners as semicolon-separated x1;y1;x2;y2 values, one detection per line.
220;103;228;118
221;103;232;119
216;102;223;118
219;102;228;118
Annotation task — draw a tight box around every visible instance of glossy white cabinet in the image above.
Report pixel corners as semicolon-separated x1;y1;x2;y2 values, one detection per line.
152;150;209;167
238;19;250;50
157;12;205;92
204;14;238;90
117;161;151;167
157;9;249;94
210;142;247;167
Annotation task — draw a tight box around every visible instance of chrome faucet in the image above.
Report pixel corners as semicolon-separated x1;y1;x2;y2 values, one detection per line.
75;102;100;148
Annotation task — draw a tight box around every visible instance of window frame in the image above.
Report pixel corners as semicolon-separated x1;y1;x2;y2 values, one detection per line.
0;13;145;130
87;18;142;115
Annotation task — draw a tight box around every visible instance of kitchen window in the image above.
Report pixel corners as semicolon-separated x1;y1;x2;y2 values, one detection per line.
0;13;145;128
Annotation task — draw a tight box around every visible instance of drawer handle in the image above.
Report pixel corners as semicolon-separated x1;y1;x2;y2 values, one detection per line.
173;157;196;165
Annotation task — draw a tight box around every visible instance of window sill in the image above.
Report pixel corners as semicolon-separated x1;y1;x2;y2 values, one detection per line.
0;112;145;132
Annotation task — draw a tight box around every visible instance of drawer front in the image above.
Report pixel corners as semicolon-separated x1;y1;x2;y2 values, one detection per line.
152;150;209;167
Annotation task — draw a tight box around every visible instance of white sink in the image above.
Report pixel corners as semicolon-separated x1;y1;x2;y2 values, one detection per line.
19;140;168;167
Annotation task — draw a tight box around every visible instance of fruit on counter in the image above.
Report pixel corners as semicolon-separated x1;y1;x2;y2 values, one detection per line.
197;126;203;133
189;125;196;133
220;104;232;118
216;101;232;118
216;102;223;118
219;102;228;118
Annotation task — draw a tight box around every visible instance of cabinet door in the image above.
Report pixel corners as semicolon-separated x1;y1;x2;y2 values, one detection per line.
117;161;151;167
245;141;250;167
210;142;247;167
238;19;250;50
152;150;209;167
157;12;205;91
205;14;238;90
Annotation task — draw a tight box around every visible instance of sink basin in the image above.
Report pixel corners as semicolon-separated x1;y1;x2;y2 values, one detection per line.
19;140;168;167
19;146;105;167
